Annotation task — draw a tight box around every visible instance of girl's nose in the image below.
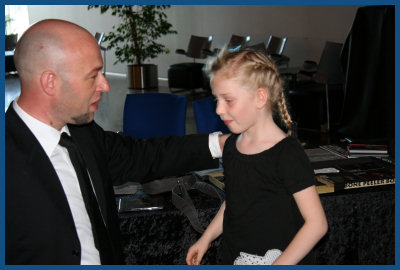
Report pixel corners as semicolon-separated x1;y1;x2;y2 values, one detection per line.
215;100;224;116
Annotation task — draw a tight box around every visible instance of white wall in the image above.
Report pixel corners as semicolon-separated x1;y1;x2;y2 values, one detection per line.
27;5;361;79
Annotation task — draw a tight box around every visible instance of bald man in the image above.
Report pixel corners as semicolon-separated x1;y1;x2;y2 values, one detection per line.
5;19;227;265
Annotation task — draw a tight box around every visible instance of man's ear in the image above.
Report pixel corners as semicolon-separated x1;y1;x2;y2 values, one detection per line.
256;87;268;109
40;71;57;96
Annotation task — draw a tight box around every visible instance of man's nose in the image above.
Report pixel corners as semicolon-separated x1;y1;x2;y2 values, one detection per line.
98;72;110;92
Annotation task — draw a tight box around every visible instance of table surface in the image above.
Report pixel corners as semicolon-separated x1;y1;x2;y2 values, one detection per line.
118;182;394;265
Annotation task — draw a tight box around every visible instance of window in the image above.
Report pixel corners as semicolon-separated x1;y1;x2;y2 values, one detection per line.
5;5;29;38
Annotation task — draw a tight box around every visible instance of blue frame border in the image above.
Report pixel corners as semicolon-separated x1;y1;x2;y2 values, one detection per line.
2;2;398;269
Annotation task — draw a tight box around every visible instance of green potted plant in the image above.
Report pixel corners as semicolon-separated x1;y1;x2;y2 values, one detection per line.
5;14;18;51
88;5;177;89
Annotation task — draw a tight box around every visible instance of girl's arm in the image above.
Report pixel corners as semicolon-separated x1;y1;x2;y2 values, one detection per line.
186;201;226;265
273;186;328;265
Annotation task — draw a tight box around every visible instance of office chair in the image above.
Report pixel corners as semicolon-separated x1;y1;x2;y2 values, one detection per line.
203;34;251;56
123;93;187;138
266;35;287;55
168;35;213;93
192;96;230;134
95;32;107;75
266;35;289;69
246;36;289;69
287;41;345;132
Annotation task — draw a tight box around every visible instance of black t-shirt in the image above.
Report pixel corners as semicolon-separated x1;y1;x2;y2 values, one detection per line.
221;134;316;264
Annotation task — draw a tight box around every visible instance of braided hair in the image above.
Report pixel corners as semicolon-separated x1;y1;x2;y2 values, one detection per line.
205;48;293;135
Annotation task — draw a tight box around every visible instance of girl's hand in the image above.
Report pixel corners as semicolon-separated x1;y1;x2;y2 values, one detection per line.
186;202;226;265
186;238;211;265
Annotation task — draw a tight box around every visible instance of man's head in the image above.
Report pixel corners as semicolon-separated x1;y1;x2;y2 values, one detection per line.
14;19;110;130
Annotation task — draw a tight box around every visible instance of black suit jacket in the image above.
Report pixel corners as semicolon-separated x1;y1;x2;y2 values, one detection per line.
5;105;218;264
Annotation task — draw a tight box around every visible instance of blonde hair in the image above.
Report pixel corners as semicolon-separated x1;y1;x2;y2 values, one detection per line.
205;48;293;135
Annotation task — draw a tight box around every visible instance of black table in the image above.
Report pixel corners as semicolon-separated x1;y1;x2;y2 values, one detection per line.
119;185;394;265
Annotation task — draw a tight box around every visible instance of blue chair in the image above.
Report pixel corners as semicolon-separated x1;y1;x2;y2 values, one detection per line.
192;96;230;134
123;93;187;138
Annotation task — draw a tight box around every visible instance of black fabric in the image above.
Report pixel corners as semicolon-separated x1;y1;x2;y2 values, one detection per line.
221;134;316;264
119;191;224;265
119;186;394;265
5;104;218;265
142;174;223;233
171;177;223;233
339;5;394;144
59;133;112;264
315;187;395;264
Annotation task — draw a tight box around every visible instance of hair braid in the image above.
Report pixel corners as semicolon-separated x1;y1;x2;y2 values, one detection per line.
277;90;293;136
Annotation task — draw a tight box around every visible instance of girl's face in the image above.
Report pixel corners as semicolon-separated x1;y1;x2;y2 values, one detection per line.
211;73;260;134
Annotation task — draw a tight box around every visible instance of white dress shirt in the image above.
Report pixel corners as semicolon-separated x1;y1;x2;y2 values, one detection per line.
13;100;100;265
12;99;223;264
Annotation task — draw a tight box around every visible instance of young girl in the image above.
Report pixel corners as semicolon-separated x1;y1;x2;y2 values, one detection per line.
186;49;328;265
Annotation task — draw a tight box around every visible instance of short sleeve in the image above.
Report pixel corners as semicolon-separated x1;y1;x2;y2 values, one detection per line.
277;138;316;194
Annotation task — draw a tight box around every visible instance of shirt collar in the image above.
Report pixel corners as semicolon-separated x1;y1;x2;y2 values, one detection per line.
13;99;70;157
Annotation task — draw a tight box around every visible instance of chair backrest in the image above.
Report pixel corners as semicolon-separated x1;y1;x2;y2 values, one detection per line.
246;42;268;55
192;96;230;134
228;34;251;50
317;41;344;84
186;35;213;59
266;35;287;55
123;93;187;138
94;32;104;45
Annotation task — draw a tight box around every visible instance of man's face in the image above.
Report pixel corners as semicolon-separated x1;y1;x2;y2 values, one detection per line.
57;40;110;125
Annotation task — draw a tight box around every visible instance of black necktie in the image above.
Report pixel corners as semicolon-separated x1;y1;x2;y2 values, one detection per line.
59;132;111;263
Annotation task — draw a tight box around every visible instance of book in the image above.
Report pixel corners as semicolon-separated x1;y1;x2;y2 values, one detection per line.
117;195;165;213
315;175;335;194
207;170;335;195
320;144;390;159
347;152;389;158
208;172;225;191
319;144;349;158
305;147;345;162
114;181;143;195
318;170;394;190
347;144;388;154
346;144;389;158
312;157;394;191
194;167;224;177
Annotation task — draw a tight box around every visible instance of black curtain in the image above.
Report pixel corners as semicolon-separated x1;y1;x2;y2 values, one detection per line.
339;5;394;145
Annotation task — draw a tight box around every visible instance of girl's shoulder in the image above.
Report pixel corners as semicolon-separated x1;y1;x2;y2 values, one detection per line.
274;136;309;160
260;135;300;154
277;135;303;149
224;133;300;160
